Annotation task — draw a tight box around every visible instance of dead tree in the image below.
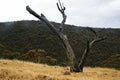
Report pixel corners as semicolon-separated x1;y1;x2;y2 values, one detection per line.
26;0;105;72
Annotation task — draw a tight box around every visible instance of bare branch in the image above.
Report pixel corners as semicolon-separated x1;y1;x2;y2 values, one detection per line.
79;40;90;71
57;0;67;32
85;27;106;47
86;27;97;37
26;6;59;34
57;0;65;13
26;0;106;72
57;3;62;13
26;6;44;21
58;0;63;11
90;37;106;47
26;4;76;62
78;28;106;71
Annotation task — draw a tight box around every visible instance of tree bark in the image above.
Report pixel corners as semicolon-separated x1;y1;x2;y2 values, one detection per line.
26;0;105;72
78;28;106;72
26;5;80;72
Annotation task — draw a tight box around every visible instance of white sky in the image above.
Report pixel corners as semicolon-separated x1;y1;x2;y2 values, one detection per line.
0;0;120;28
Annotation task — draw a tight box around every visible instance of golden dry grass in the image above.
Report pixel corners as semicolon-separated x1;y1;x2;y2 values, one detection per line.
0;59;120;80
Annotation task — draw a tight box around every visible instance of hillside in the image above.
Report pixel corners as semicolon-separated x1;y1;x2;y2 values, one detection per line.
0;20;120;69
0;59;120;80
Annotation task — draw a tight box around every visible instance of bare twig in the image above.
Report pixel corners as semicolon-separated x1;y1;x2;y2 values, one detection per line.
57;0;67;32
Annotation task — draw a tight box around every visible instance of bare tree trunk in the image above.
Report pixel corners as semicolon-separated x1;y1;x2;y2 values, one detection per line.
26;4;80;72
26;0;105;72
78;28;106;72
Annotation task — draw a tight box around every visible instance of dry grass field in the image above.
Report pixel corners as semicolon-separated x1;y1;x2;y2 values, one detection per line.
0;59;120;80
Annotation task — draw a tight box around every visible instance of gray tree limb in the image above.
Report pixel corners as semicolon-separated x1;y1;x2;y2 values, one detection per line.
26;2;79;71
78;28;106;71
26;0;105;72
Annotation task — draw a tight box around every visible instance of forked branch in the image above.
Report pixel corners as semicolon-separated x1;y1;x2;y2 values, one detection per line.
26;0;106;72
79;28;106;71
89;37;106;48
57;0;66;15
57;0;67;32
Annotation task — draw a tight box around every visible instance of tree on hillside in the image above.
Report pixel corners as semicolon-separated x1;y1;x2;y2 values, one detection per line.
26;0;105;72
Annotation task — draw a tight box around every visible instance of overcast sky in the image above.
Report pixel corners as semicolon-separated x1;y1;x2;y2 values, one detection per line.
0;0;120;28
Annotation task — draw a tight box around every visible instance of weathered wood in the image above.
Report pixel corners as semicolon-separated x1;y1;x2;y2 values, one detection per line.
26;6;58;35
26;1;79;72
78;28;106;72
26;0;105;72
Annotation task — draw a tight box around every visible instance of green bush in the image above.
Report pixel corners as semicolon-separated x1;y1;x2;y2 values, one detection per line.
45;56;57;65
19;49;57;65
0;44;20;59
19;49;46;62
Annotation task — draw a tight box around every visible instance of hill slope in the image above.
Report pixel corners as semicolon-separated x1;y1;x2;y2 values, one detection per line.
0;59;120;80
0;20;120;68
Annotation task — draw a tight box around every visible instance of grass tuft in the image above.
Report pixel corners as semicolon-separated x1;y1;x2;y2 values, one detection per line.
0;59;120;80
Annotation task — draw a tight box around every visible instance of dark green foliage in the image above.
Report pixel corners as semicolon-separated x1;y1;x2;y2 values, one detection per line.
101;54;120;69
45;56;57;65
0;44;21;59
0;20;120;69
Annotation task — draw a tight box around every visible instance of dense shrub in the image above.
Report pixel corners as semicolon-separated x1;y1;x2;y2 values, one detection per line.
0;44;20;59
19;49;57;65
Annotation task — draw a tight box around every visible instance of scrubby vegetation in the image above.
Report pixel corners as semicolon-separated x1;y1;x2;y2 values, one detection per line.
0;20;120;69
101;54;120;69
19;49;57;65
